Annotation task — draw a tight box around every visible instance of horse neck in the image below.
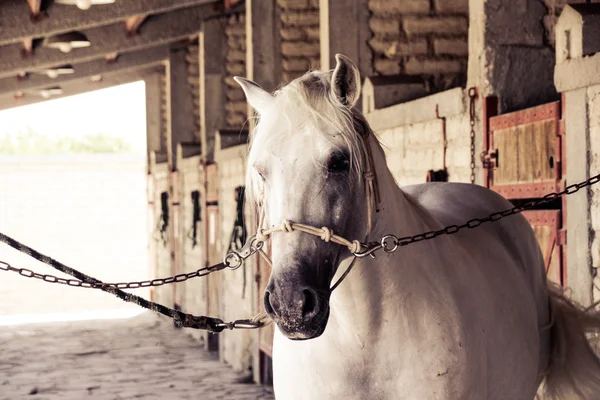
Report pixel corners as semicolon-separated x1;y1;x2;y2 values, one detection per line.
329;134;433;332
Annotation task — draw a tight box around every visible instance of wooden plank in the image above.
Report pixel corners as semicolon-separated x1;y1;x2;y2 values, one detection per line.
489;101;560;131
0;4;216;79
523;210;563;287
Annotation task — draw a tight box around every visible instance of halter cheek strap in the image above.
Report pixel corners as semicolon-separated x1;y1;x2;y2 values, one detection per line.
253;127;382;291
361;128;381;237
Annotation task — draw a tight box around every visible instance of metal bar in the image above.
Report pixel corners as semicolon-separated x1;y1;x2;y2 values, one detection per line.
482;96;499;188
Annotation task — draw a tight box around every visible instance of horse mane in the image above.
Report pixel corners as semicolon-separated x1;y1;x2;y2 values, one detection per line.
245;69;379;203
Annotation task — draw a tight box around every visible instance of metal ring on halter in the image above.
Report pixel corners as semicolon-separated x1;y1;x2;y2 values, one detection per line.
381;235;399;253
353;242;382;258
223;252;243;270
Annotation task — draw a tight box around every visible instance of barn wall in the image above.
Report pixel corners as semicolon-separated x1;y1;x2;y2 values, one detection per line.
215;145;256;374
225;14;248;128
366;88;471;185
178;155;207;343
279;0;320;83
150;161;174;309
185;41;201;140
369;0;468;91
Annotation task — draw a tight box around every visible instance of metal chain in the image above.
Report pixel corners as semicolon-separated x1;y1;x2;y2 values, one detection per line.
354;173;600;259
2;173;600;332
0;259;228;289
468;87;478;185
0;232;263;332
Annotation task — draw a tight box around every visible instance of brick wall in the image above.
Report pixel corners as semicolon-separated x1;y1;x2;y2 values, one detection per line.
0;155;149;318
185;41;201;139
369;0;468;91
278;0;320;83
224;14;248;128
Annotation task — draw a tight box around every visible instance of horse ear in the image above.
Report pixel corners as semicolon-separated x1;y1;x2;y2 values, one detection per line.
233;76;274;115
331;54;361;108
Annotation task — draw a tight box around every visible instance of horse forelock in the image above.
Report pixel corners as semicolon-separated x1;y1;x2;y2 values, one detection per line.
245;70;376;205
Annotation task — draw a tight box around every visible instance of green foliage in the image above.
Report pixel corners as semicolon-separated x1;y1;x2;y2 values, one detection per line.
0;127;134;154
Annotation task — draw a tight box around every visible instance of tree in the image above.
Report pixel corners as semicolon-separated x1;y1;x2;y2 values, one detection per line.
0;127;134;154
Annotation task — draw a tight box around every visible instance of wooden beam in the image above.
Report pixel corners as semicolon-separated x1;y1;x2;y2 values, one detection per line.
22;39;34;57
0;67;163;111
0;4;216;79
0;0;218;46
26;0;43;19
0;45;169;94
124;15;147;36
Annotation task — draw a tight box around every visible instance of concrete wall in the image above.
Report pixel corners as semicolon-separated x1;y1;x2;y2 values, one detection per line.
149;161;173;308
279;0;320;83
178;154;207;343
367;87;471;185
0;154;149;318
215;144;256;375
369;0;468;91
589;84;600;305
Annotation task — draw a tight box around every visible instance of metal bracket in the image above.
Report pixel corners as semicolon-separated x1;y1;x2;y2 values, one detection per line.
480;149;499;169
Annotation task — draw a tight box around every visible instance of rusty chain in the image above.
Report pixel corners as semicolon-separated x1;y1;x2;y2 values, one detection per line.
4;173;600;290
468;87;478;185
353;173;600;258
0;259;228;289
0;232;264;332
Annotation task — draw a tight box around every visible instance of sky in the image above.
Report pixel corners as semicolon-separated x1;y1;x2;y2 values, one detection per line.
0;81;147;154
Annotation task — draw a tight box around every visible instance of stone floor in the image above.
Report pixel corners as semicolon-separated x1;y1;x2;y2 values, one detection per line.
0;312;274;400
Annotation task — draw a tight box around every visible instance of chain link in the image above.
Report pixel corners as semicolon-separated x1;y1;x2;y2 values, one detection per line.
0;260;228;289
0;235;264;290
3;174;600;295
354;173;600;258
468;87;478;185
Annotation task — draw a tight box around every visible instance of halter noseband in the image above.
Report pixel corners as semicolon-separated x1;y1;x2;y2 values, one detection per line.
253;125;382;290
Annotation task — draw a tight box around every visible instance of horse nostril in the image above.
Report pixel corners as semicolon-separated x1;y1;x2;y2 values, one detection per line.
302;288;320;321
264;291;275;316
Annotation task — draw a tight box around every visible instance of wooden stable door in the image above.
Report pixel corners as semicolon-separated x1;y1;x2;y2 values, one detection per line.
484;99;567;287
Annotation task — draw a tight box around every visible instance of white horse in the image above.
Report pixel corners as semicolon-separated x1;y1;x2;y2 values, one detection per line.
234;54;600;399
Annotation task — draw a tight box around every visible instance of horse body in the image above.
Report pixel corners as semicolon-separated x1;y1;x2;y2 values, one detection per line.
271;146;548;400
235;54;600;400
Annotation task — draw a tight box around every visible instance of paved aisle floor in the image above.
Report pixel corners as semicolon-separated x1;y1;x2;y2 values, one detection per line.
0;313;274;400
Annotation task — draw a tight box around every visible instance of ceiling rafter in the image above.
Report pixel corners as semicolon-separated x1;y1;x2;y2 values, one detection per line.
0;3;217;79
0;45;169;94
0;0;218;47
0;66;163;111
124;15;148;36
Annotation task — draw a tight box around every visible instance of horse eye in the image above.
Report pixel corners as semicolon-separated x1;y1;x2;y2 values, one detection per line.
327;154;350;174
254;165;267;182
